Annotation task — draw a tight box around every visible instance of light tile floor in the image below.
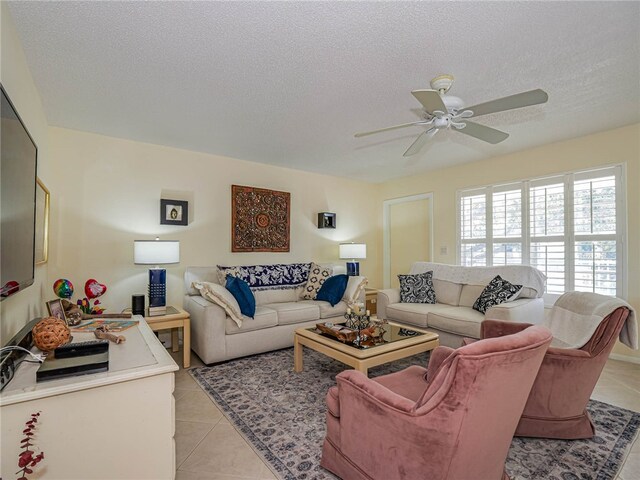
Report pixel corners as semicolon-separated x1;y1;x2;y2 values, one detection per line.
169;349;640;480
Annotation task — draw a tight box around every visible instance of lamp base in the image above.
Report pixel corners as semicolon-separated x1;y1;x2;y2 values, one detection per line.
148;268;167;309
346;262;360;276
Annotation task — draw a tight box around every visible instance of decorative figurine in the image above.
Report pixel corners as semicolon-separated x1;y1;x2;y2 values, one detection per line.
344;305;372;347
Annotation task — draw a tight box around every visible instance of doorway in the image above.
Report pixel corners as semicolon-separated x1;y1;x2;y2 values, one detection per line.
383;193;433;288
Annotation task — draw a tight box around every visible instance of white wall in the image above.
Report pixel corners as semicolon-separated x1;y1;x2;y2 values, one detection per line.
0;5;52;343
46;127;381;315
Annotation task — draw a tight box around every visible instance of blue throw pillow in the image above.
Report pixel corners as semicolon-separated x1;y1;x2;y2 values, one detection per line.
316;274;349;307
225;276;256;318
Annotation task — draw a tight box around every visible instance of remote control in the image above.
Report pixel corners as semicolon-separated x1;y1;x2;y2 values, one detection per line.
54;340;109;359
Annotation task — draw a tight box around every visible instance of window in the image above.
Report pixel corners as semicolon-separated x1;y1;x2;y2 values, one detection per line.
457;166;625;299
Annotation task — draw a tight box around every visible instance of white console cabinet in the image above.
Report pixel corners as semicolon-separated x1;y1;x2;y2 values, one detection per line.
0;317;178;479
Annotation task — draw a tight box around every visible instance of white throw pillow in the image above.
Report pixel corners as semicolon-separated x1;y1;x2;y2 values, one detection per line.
192;281;243;327
343;276;368;304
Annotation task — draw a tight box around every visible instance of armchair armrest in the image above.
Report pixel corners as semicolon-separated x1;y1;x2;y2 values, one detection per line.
481;319;532;339
336;370;415;413
377;288;400;320
545;346;591;359
427;346;455;382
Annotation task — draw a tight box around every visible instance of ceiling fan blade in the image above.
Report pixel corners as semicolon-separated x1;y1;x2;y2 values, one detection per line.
403;128;438;157
456;120;509;144
465;89;548;117
354;121;424;138
411;89;447;115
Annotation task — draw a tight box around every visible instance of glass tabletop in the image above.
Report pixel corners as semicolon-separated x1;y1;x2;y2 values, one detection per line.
309;322;424;350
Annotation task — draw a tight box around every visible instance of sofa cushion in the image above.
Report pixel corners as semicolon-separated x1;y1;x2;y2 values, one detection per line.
226;276;256;318
432;279;462;306
459;284;486;308
254;288;301;306
302;262;332;300
192;281;243;327
225;306;278;335
267;302;320;326
302;300;348;319
472;275;523;314
427;306;485;338
317;275;349;306
385;303;452;327
398;271;436;304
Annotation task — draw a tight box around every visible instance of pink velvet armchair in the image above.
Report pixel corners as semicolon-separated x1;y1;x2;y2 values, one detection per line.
321;325;552;480
479;304;631;440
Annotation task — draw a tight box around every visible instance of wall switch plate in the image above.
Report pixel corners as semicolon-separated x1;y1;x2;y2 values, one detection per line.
440;246;448;255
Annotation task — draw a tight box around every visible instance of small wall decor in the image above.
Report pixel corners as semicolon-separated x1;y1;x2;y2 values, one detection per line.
317;212;336;229
160;199;188;226
231;185;290;252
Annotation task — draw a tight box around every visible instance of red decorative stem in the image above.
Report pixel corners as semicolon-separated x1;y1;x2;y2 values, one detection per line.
16;413;45;479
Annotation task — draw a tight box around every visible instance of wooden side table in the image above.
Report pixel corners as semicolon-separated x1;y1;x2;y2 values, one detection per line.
145;306;191;368
365;288;379;316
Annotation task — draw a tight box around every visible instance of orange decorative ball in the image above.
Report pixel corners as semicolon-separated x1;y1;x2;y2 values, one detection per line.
32;317;71;352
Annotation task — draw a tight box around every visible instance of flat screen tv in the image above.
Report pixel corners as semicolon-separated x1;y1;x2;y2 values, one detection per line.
1;84;38;300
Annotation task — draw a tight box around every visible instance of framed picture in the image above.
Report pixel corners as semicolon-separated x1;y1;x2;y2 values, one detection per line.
160;199;188;226
46;299;66;321
35;178;50;265
231;185;290;252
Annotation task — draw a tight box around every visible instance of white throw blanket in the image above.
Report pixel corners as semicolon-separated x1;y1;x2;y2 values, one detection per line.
543;292;638;350
410;262;547;298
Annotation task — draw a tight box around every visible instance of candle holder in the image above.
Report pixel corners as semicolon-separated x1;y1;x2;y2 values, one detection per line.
344;306;371;347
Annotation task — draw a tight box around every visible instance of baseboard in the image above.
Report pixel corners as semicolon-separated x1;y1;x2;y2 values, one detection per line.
608;353;640;365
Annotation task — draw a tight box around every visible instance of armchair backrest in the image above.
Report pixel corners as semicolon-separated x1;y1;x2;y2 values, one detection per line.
415;325;552;479
581;306;630;357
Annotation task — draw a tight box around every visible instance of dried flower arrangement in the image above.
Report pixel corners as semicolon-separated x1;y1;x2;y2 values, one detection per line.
16;412;45;480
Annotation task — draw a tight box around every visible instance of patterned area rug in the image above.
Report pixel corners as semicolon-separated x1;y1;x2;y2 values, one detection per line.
189;348;640;480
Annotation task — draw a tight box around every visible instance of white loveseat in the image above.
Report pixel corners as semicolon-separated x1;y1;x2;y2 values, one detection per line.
183;264;366;364
378;262;546;348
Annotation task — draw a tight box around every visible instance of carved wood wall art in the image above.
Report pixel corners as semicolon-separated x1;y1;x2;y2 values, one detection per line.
231;185;290;252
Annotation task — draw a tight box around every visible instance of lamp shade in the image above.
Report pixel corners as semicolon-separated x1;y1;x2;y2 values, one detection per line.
134;240;180;265
339;243;366;260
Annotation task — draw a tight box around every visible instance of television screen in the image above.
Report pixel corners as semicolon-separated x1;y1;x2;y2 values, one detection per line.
1;85;38;300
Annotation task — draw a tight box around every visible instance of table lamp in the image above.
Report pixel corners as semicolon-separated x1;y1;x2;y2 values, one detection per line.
339;242;366;276
134;238;180;315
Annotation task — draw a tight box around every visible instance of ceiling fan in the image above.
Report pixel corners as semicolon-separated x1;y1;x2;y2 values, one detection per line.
354;74;548;157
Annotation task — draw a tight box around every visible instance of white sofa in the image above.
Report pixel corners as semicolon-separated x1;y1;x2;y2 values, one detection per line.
378;262;546;348
183;264;366;364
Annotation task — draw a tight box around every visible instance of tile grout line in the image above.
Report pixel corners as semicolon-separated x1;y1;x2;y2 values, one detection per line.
176;417;222;471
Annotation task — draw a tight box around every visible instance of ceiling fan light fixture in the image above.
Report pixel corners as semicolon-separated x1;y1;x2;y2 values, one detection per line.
442;95;464;112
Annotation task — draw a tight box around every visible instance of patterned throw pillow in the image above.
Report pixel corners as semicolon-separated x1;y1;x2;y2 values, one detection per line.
473;275;523;314
302;262;332;300
398;271;436;304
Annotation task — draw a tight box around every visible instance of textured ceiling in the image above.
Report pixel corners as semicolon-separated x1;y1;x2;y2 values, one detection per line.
7;1;640;183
